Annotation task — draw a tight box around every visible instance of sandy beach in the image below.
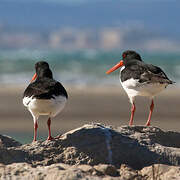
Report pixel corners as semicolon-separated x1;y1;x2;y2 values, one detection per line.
0;85;179;143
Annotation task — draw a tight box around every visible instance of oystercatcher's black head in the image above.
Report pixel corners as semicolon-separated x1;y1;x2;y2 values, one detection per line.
106;50;142;74
31;61;53;82
122;50;142;62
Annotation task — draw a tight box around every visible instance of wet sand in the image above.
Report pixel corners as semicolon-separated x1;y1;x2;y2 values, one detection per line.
0;85;179;143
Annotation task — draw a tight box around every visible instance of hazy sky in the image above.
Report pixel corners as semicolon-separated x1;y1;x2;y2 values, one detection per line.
0;0;179;38
2;0;177;3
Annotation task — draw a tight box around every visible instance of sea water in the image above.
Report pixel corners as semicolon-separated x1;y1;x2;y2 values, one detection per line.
0;49;179;87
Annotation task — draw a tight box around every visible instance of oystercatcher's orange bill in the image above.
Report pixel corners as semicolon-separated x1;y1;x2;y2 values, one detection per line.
106;60;124;74
31;73;37;82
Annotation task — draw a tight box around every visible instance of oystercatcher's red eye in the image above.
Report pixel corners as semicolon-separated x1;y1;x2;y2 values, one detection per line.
122;53;126;59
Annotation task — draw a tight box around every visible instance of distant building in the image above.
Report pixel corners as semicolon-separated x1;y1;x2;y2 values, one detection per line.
100;28;124;49
0;24;179;52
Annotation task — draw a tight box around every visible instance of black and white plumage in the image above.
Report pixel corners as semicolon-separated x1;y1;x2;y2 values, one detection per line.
106;50;174;126
23;61;68;141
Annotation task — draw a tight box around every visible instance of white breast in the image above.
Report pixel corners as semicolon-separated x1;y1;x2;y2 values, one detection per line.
119;67;168;99
23;95;67;118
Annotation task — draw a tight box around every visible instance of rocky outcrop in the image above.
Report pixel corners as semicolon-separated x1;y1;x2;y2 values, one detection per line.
0;123;180;179
0;134;21;148
0;163;180;180
141;164;180;180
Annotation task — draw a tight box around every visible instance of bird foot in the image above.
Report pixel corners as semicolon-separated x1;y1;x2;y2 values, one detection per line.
47;136;55;141
145;122;151;126
54;134;62;139
46;135;62;141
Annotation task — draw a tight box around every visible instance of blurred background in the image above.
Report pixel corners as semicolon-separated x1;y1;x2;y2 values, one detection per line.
0;0;179;143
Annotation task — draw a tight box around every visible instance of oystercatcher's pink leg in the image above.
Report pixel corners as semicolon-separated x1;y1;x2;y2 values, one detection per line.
129;102;136;126
47;118;54;140
33;121;38;142
146;99;154;126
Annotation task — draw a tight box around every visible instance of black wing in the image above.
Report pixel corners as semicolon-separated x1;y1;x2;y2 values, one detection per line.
121;60;174;84
23;78;68;99
139;64;173;84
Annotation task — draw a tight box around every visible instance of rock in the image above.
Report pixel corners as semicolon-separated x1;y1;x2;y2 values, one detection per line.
0;163;121;180
22;124;180;169
4;162;174;180
0;134;21;148
94;164;119;177
0;123;180;179
76;164;94;172
119;164;142;180
141;164;180;180
1;124;180;169
112;125;180;169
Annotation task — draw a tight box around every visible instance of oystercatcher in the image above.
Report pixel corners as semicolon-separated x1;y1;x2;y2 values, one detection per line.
106;50;174;126
23;61;68;141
